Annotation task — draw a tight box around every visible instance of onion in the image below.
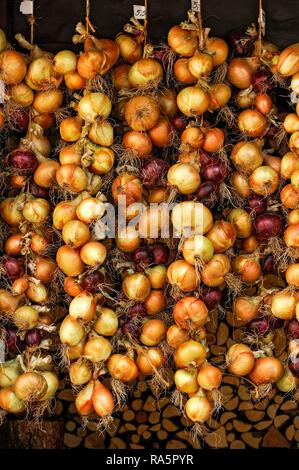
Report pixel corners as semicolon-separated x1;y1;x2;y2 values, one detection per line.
231;171;251;197
14;372;47;401
168;26;197;57
70;359;92;385
280;183;299;209
286;264;299;288
78;92;111;123
277;43;299;76
226;343;255;376
249;166;279;195
174;368;198;394
40;371;59;400
116;34;142;64
83;335;112;363
173;296;208;331
60;116;83;142
167;260;198;292
122;273;151;301
124;95;160;131
26;56;62;90
142;158;169;188
112;64;131;90
0;50;27;85
281;151;299;178
12;276;28;295
116;226;140;253
56;245;84;277
64;277;83;297
24;328;41;347
64;71;86;90
77;50;108;79
75;380;94;415
227;208;252;238
148;117;171;147
0;197;24;226
107;354;138;382
255;94;272;114
0;28;7;52
32;112;55;130
276;367;298;392
69;291;96;323
76;197;105;224
185;396;212;423
33;89;63;114
34;160;60;188
202;128;225;153
26;280;48;303
288;209;299;225
80;241;106;266
0;360;21;388
227;58;254;89
13;305;39;330
54;50;77;74
33;256;56;284
181;126;204;149
0;289;24;316
289;355;299;378
158;88;178;118
233;255;261;282
182;235;214;265
146;265;167;289
171;201;213;237
123;130;152;157
271;291;297;320
81;271;113;295
188;52;213;78
174;340;207;368
174;58;196;84
11;82;34;107
144;289;166;315
201;254;231;287
8;148;38;175
62;220;90;248
205;37;229;66
53;201;77;229
249;357;284;384
5;234;23;256
254;214;282;240
167;162;201;194
233;296;261;323
139;319;167;346
128;58;163;88
88;120;114;147
206;220;237;252
59;145;82;165
201;287;222;310
246;194;267;216
238;109;267;137
92;379;115;417
200;157;227;183
4;257;24;281
284;113;299;134
177;86;210;117
94;307;118;337
56;164;88;193
167;324;190;349
90;37;119;66
5;328;25;354
197;363;222;391
136;348;165;374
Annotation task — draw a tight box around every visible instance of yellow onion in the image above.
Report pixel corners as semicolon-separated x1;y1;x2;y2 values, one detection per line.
76;197;105;224
136;347;165;375
122;273;151;301
83;335;112;363
209;83;231;110
34;160;60;188
33;256;56;284
249;166;279;195
227;57;255;89
62;220;90;248
174;296;208;331
288;209;299;225
116;34;142;64
107;354;139;382
0;289;23;316
286;264;299;287
227;208;252;238
233;296;261;323
181;126;204;149
112;173;142;207
10;82;34;107
60;116;83;142
276;367;298;393
206;220;237;252
167;325;190;349
158;88;178;117
197;363;222;390
238;109;267;137
13;305;38;330
231;171;251;197
205;37;229;66
284;113;299;133
22;198;50;223
167;259;199;292
112;64;131;90
174;368;198;394
281;151;299;178
139;319;167;346
88;146;115;175
88;120;114;146
226;343;255;376
182;235;214;265
66;336;86;360
56;164;88;193
77;50;107;79
148;117;171;148
0;388;25;414
144;289;166;316
138;206;165;239
116;226;140;253
26;280;48;303
70;359;92;385
289;131;299;155
54;50;77;74
64;71;86;90
0;360;21;388
0;28;7;53
123;130;152;157
167;162;201;194
0;50;27;85
201;254;231;287
56;245;84;276
75;380;94;415
146;265;167;289
60;315;85;346
174;340;207;368
168;26;197;57
171;201;213;236
185;396;212;423
64;277;83;297
94;307;118;336
69;291;96;322
233;255;261;283
271;290;297;320
188;51;213;78
249;357;284;384
277;43;299;76
280;183;299;209
33;89;63;114
14;372;47;401
78;92;111;123
128;58;163;87
80;241;107;266
124;95;160;131
231;141;263;173
174;57;197;84
0;197;24;225
59;144;82;165
26;56;62;90
92;380;114;418
236;89;256;108
40;371;59;400
177;86;210;117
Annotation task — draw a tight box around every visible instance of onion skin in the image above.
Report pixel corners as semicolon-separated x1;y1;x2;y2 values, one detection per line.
92;380;114;418
75;380;94;416
277;43;299;76
226;343;255;376
174;368;198;394
174;340;207;368
107;354;139;382
249;357;284;384
197;363;222;391
173;297;208;330
168;26;197;57
177;86;210;117
0;50;27;85
185;396;212;423
0;388;25;414
14;372;48;401
227;58;254;89
124;95;160;131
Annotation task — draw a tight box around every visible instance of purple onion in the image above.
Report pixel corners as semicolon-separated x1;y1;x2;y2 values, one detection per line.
246;194;267;216
29;181;49;199
142;158;170;188
201;287;222;310
80;271;104;293
287;319;299;339
5;328;25;354
8;148;38;175
149;244;169;264
254;214;283;240
4;257;25;281
252;70;272;93
229;31;255;56
247;317;269;336
262;255;276;274
201;160;228;184
288;355;299;378
24;329;42;346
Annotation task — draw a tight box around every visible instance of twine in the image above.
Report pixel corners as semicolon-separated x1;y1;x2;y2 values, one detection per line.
197;0;204;50
85;0;96;36
256;0;263;58
143;0;148;48
28;0;35;45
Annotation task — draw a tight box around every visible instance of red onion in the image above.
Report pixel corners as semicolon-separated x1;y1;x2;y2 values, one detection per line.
201;287;222;310
128;303;146;318
142;158;170;188
8;149;38;175
269;316;284;330
29;181;49;199
154;47;168;62
24;328;42;346
229;31;255;56
201;159;228;184
252;70;272;93
171;114;187;132
5;328;25;354
262;255;275;274
266;125;279;139
288;355;299;378
9;108;29;132
133;247;153;270
247;317;269;336
288;319;299;339
4;257;25;281
199;150;213;167
246;194;267;216
254;214;283;241
197;181;217;200
149;244;169;264
80;271;104;293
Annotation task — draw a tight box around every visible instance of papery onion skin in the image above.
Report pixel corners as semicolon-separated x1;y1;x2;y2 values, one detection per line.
249;357;284;384
173;297;208;330
167;259;199;292
197;363;223;390
136;348;165;375
56;245;84;277
0;50;27;85
174;340;207;368
177;86;210;117
75;380;94;416
124;95;160;131
226;343;255;376
107;354;139;382
139;319;167;346
14;371;47;401
168;26;197;57
277;43;299;76
122;272;151;301
174;368;198;394
185;396;212;423
0;388;25;414
167;324;190;349
227;58;254;89
254;214;282;241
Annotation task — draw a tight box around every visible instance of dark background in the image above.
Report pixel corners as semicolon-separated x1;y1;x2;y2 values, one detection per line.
0;0;299;52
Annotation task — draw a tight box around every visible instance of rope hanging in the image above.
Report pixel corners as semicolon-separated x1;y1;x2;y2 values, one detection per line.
256;0;263;58
85;0;96;36
197;0;204;50
143;0;148;48
28;0;35;45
